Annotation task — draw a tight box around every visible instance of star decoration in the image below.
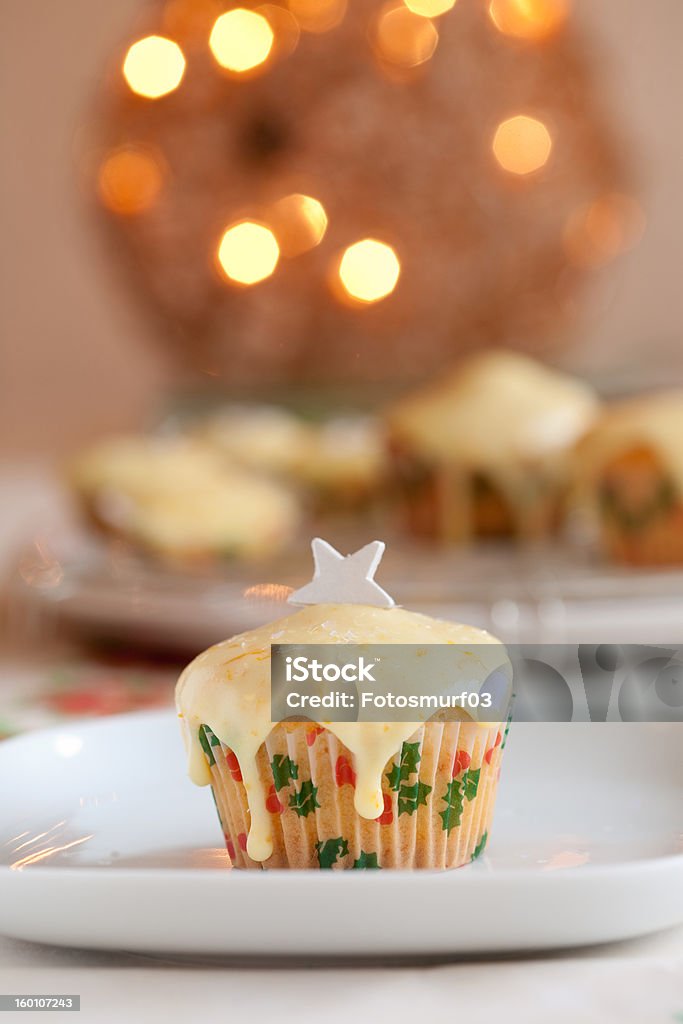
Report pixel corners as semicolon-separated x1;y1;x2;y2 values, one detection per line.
288;538;396;608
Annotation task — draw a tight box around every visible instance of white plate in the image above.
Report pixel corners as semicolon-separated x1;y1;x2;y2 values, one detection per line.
16;531;683;651
0;711;681;956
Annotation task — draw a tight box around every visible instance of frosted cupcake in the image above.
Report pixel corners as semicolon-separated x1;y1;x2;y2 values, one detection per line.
574;390;683;565
385;350;599;543
293;415;387;515
201;404;387;516
70;435;300;564
176;539;511;869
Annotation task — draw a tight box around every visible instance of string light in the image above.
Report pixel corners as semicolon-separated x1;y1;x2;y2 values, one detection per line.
217;221;280;285
287;0;347;34
404;0;456;17
337;239;401;303
492;115;552;175
98;147;165;216
489;0;569;41
375;4;439;67
270;193;328;256
209;9;274;73
122;36;186;98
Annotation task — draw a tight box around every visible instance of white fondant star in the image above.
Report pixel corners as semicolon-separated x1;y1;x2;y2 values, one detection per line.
288;538;396;608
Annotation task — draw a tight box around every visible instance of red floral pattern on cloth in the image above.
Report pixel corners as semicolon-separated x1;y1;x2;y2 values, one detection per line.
0;657;176;740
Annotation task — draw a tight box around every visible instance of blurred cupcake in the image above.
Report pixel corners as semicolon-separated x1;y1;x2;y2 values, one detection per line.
293;415;387;515
176;540;510;870
385;350;599;543
202;405;386;517
70;435;300;564
574;390;683;565
199;404;311;478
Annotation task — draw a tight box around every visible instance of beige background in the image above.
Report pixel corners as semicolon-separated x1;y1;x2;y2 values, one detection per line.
1;0;682;457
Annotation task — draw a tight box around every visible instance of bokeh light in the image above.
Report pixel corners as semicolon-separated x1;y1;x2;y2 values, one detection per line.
337;239;401;304
492;115;552;175
217;221;280;285
375;4;439;67
270;193;328;256
209;9;274;73
258;4;301;58
287;0;347;34
122;36;186;99
564;193;645;267
489;0;569;40
98;147;165;216
404;0;456;17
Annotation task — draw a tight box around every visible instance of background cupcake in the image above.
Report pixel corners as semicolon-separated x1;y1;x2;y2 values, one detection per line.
385;351;599;544
573;390;683;565
70;435;300;565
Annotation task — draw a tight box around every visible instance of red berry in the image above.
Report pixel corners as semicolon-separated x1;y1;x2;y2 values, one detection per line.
225;837;236;859
238;832;248;852
494;731;502;747
484;747;495;765
335;755;357;788
377;793;393;826
452;749;471;776
265;783;284;814
225;750;243;781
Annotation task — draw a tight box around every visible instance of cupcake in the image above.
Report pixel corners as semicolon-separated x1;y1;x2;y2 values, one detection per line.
574;390;683;565
202;404;386;516
70;435;300;564
293;415;387;515
199;404;311;478
176;539;511;869
385;350;599;543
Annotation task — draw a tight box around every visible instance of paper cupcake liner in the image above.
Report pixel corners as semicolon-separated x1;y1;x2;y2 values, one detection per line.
201;720;506;870
389;443;562;542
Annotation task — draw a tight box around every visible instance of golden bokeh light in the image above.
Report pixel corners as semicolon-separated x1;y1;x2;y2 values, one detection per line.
209;9;274;73
122;36;186;99
404;0;456;17
270;193;328;256
564;194;645;267
489;0;569;41
287;0;347;34
492;115;552;175
98;147;165;216
258;4;300;59
217;221;280;285
375;4;439;68
337;239;401;304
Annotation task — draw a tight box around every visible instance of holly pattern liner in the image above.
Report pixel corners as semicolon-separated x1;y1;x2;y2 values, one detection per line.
199;721;505;870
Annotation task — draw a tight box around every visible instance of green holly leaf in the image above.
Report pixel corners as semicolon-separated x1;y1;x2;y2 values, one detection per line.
471;831;488;861
288;779;320;817
198;725;221;766
386;741;421;791
462;767;480;801
397;780;431;816
271;754;299;791
352;851;381;870
315;837;349;869
439;779;464;834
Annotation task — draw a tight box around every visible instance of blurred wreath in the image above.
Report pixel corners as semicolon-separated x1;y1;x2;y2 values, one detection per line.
90;0;640;390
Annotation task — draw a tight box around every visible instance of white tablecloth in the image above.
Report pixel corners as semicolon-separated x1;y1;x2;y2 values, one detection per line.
1;929;682;1024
